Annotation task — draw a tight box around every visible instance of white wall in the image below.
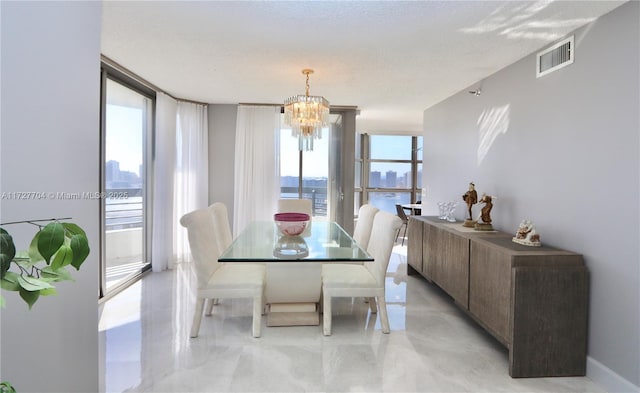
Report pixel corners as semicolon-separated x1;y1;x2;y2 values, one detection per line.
0;2;101;392
207;104;238;230
423;3;639;391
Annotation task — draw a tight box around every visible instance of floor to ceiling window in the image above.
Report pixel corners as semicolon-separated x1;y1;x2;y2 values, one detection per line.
279;115;334;219
356;134;423;215
278;108;358;231
279;129;329;218
100;65;154;298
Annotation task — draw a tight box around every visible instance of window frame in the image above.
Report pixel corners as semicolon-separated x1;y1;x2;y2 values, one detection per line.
99;63;155;300
355;134;423;214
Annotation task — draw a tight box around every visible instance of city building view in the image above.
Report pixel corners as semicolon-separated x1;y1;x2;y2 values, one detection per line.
105;159;143;231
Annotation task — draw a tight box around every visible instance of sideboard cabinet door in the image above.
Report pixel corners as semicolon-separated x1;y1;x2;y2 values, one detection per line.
433;227;470;309
407;217;423;274
469;240;512;345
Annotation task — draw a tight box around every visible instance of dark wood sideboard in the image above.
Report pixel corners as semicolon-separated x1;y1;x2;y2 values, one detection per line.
407;216;588;378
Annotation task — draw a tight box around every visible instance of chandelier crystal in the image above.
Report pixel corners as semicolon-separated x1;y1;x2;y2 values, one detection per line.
284;69;330;151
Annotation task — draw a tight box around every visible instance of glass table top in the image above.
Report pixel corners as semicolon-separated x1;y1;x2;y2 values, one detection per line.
218;220;373;262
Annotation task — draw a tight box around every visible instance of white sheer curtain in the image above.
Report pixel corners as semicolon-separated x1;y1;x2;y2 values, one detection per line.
174;101;209;264
152;92;177;272
233;105;281;236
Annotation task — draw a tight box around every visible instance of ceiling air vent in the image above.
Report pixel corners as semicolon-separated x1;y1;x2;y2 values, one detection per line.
536;35;574;78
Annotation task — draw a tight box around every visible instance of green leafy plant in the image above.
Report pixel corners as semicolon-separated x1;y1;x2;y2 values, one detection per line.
0;381;16;393
0;219;90;309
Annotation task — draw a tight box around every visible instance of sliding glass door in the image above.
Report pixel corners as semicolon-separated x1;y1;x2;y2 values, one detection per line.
100;68;154;298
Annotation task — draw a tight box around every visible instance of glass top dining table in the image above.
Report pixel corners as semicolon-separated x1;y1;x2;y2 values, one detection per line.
218;220;373;262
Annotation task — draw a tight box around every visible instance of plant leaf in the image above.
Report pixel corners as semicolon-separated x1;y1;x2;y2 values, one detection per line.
69;234;89;270
1;275;20;291
0;228;16;279
0;380;17;393
17;275;54;291
19;287;39;309
62;223;87;237
28;231;45;263
0;294;5;309
51;245;73;270
39;287;57;296
2;271;19;283
37;222;65;263
41;266;73;281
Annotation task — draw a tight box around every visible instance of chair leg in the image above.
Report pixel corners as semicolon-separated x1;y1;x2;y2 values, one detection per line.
377;295;391;334
323;290;332;336
190;297;205;338
401;223;408;246
252;294;262;338
205;298;216;316
368;297;377;313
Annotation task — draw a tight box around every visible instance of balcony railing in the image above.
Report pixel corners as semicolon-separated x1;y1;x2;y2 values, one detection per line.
104;187;146;289
280;186;328;217
105;187;143;230
104;186;329;230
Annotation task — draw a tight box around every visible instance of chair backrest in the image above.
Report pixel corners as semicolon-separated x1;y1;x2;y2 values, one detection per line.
277;198;313;216
180;206;221;288
365;210;402;286
210;202;233;253
353;204;379;250
395;204;408;222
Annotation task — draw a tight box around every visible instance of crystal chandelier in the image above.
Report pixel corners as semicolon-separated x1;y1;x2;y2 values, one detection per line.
284;69;330;151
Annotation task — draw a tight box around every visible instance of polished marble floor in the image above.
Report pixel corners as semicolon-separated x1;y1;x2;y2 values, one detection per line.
99;245;604;393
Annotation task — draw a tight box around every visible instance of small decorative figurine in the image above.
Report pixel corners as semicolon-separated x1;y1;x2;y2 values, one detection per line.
474;193;494;231
462;182;478;227
512;220;542;247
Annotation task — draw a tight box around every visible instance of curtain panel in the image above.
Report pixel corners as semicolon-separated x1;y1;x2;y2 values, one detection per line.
233;105;281;236
152;96;209;270
174;101;209;264
151;92;177;272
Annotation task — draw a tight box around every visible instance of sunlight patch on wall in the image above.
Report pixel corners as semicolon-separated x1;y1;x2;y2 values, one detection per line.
459;1;553;35
477;104;510;166
501;18;595;40
459;0;595;41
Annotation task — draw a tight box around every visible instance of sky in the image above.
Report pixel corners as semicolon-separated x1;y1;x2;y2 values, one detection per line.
280;127;329;178
106;105;143;176
106;78;147;176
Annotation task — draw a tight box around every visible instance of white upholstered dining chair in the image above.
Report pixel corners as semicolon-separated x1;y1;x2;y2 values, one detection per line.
180;205;266;338
321;210;402;335
352;204;379;251
277;198;312;216
210;202;233;254
204;202;235;312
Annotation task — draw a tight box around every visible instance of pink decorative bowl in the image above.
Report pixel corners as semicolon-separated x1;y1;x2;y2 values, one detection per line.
274;212;310;236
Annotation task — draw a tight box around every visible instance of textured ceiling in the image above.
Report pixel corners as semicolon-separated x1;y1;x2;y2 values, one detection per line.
101;1;625;133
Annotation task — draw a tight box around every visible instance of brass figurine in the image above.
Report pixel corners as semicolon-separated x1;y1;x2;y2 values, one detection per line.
462;182;478;227
474;193;494;231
